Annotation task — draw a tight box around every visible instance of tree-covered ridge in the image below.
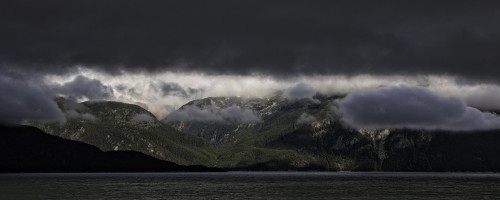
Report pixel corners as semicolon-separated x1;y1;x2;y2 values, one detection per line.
33;95;500;171
166;94;500;171
34;98;217;166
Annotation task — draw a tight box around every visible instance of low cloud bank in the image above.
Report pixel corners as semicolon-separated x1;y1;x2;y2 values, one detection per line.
339;86;500;131
4;67;500;125
282;83;319;103
43;69;500;119
54;75;114;100
0;75;64;123
164;105;261;123
159;82;203;98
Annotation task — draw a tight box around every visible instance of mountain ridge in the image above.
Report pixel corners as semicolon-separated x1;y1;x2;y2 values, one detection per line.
34;98;217;166
30;94;500;171
165;94;500;171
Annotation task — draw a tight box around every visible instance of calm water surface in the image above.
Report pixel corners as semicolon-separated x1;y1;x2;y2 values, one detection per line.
1;172;499;199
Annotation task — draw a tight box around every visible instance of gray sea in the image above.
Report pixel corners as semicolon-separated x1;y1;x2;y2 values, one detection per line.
1;172;499;199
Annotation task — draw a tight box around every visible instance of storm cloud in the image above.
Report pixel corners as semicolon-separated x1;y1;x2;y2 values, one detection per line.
159;82;203;98
1;0;500;80
338;86;500;131
2;0;500;127
54;75;113;100
0;75;64;123
461;85;500;111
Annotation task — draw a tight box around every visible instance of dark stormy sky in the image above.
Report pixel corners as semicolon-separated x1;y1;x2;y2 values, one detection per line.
1;0;500;130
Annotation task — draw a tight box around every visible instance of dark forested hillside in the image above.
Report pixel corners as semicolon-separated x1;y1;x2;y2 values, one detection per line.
0;124;220;172
34;98;217;166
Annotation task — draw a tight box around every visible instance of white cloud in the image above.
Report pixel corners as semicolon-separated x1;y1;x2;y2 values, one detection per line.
42;67;500;120
282;83;319;103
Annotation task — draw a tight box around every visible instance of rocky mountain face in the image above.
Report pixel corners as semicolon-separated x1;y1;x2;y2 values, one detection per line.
163;94;376;170
165;94;500;171
32;95;500;171
164;94;339;144
33;98;217;166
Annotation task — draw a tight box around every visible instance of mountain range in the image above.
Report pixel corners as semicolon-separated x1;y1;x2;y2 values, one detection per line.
25;94;500;172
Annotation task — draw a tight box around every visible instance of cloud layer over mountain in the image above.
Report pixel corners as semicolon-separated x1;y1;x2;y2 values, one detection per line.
1;1;500;131
339;86;500;131
0;75;64;123
283;83;319;103
165;105;261;123
54;75;114;100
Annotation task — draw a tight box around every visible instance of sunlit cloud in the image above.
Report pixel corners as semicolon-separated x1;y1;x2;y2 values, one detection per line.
40;67;500;120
